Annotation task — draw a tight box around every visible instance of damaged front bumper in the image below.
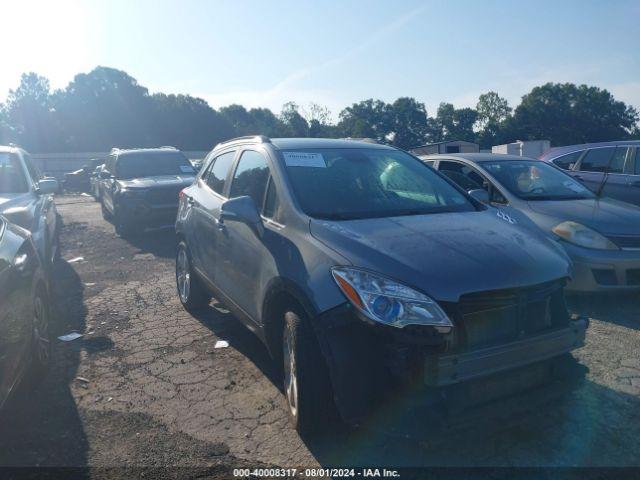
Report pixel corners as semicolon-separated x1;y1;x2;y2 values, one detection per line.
424;317;588;386
313;304;588;424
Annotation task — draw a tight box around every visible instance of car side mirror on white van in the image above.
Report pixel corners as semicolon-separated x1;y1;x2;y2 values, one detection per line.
468;188;490;204
37;178;59;194
220;196;264;238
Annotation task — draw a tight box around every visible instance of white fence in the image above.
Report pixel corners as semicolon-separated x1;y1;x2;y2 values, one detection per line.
32;151;208;179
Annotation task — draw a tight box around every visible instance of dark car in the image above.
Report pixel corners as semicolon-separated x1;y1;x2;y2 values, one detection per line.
539;141;640;207
0;145;60;268
99;147;197;236
426;153;640;292
0;216;52;411
175;136;587;434
63;159;101;194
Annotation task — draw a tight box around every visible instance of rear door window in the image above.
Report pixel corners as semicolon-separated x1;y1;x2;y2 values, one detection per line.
229;150;270;207
205;151;236;195
552;151;582;170
578;147;615;173
608;147;628;174
439;161;484;191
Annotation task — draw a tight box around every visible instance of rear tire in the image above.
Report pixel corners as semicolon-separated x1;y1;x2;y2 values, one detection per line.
101;201;112;221
176;241;210;311
283;310;334;435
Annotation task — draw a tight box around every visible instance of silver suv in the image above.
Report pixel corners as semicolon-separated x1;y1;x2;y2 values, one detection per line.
175;136;588;434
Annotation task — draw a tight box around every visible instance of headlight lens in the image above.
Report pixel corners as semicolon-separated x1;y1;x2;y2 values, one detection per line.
331;267;453;330
552;221;619;250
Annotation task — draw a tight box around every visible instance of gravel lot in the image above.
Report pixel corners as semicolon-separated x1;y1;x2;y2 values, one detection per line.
1;195;640;475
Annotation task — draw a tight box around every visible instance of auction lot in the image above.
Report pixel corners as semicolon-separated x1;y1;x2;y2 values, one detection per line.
1;195;640;473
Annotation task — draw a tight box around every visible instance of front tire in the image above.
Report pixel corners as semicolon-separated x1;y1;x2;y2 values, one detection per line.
27;284;52;386
283;310;334;435
176;241;210;311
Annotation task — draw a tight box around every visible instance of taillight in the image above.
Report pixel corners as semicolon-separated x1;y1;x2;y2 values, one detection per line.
179;189;185;199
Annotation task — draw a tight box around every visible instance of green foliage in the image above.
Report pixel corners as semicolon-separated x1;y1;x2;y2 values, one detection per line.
506;83;639;145
0;68;638;153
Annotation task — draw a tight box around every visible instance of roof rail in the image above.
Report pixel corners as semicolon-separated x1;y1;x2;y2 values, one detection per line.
214;135;271;149
159;146;178;150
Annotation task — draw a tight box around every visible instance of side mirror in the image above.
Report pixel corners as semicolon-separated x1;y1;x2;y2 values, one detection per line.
468;188;490;204
37;178;59;195
99;170;112;179
220;196;264;237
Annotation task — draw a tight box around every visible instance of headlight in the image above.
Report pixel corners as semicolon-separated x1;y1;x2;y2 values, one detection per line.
552;221;619;250
331;267;453;331
118;188;148;197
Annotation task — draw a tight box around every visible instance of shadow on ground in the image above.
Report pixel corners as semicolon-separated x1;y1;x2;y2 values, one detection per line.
567;292;640;330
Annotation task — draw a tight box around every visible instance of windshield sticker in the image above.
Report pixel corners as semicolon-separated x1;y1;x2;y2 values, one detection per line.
0;153;10;166
563;180;586;193
179;165;196;173
283;152;326;168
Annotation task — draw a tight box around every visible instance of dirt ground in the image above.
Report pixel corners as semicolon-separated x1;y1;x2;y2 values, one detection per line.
1;195;640;476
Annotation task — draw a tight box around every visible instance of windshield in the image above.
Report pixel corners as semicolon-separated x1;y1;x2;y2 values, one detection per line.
283;148;475;220
482;160;595;201
0;153;29;194
115;152;195;180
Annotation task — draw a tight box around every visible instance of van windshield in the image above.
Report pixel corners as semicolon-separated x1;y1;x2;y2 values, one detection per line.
0;153;29;194
283;148;475;220
116;152;196;180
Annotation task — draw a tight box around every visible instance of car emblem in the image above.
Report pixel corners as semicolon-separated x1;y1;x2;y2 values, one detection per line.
497;210;516;224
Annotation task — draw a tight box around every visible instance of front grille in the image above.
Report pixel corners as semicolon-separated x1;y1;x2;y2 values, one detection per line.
147;186;183;205
607;235;640;250
456;280;568;350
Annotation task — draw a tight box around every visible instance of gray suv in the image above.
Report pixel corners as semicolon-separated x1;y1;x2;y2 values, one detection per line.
175;136;588;433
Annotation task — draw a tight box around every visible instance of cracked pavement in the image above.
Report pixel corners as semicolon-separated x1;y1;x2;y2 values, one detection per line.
1;195;640;473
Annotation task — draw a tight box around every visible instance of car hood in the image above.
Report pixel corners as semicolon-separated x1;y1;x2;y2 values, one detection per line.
0;193;36;230
118;175;196;189
527;198;640;236
310;210;571;303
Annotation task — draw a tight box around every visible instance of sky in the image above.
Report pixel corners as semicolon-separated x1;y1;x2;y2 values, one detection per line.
1;0;639;120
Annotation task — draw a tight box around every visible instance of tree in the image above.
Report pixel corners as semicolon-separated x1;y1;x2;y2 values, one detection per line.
54;67;154;150
387;97;429;149
2;73;62;151
150;93;233;150
507;83;639;146
430;102;478;143
475;91;511;148
337;99;392;142
280;102;309;137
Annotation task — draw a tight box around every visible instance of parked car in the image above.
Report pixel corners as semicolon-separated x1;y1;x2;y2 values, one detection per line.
0;145;60;268
99;147;197;236
425;153;640;292
63;158;100;193
540;141;640;207
90;164;105;200
0;216;52;412
175;136;588;434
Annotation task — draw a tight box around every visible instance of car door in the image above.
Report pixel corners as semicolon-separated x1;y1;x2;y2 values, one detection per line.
0;223;34;407
215;149;274;322
599;147;640;206
572;146;616;193
188;150;236;281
